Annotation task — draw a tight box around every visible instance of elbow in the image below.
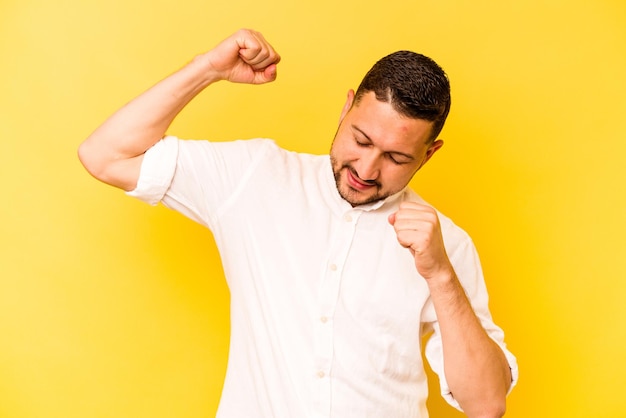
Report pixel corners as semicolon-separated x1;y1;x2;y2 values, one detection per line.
77;140;121;187
483;399;507;418
462;397;507;418
453;382;508;418
77;140;105;181
77;139;140;191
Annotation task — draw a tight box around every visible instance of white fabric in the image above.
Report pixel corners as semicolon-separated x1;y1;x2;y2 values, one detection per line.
128;136;518;418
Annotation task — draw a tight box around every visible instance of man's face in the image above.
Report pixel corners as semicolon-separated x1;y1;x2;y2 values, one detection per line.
330;90;443;206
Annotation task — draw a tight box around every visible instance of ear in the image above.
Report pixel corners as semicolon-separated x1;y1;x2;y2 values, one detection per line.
339;89;355;124
420;139;444;168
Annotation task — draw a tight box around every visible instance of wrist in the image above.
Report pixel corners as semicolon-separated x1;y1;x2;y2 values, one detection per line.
189;53;223;85
425;266;458;292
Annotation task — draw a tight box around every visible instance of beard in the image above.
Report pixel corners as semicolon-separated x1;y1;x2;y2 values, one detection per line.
330;155;388;207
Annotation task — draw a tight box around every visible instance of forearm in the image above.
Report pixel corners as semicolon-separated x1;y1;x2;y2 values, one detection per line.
428;270;511;417
78;54;218;185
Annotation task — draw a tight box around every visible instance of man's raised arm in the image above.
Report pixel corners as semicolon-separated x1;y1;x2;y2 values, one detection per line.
78;29;280;191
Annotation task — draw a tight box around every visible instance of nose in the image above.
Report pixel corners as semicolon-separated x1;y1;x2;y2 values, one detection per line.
355;151;381;182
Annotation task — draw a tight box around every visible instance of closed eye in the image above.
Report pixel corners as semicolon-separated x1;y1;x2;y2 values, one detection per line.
355;137;371;147
351;125;415;165
385;153;409;165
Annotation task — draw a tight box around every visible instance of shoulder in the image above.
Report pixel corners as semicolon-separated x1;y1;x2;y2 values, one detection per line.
170;137;288;173
177;136;277;154
169;136;328;183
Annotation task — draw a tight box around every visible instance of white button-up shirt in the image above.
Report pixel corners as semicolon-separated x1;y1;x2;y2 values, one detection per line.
128;137;518;418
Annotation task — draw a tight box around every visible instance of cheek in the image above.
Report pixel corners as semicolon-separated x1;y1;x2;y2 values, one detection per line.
382;165;418;187
332;138;359;162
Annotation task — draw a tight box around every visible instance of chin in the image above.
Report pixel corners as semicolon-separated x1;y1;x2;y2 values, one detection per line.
338;185;384;207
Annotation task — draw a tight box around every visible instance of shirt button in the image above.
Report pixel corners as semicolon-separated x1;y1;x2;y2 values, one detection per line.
317;371;326;378
330;264;337;272
320;316;328;323
343;214;352;222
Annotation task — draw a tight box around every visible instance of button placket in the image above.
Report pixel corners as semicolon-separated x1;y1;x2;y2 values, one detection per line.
312;209;361;416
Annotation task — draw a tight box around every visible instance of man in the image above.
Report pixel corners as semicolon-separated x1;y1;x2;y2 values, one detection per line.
79;29;517;417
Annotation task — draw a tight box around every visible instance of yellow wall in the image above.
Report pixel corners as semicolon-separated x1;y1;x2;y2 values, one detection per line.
1;0;625;416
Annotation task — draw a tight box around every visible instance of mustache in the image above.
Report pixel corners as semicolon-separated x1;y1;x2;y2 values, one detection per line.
344;164;381;188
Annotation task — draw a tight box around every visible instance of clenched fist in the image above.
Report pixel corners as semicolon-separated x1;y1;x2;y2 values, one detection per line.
388;201;454;280
206;29;281;85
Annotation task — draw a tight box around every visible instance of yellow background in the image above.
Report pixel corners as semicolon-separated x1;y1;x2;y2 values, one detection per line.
1;0;625;416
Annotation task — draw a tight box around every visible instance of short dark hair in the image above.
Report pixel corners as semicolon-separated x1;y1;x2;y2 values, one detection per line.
354;50;451;142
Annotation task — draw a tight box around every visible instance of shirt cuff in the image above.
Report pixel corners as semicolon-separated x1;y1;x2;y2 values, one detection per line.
125;136;179;205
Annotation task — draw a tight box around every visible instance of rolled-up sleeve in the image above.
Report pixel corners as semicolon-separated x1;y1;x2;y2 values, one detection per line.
125;136;179;205
425;322;519;411
424;222;519;411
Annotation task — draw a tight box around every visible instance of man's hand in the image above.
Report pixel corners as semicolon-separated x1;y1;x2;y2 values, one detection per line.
388;201;453;280
206;29;281;85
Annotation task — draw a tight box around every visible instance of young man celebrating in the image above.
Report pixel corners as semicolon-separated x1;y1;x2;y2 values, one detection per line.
79;29;517;417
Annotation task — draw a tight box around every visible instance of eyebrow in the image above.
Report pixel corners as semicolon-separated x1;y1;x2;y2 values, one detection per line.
352;125;416;162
